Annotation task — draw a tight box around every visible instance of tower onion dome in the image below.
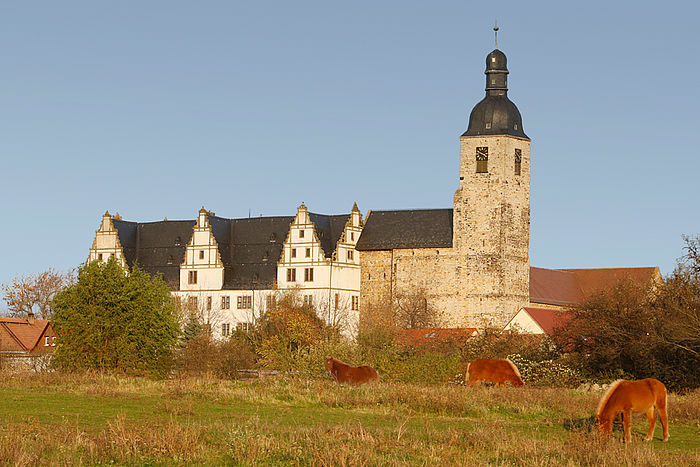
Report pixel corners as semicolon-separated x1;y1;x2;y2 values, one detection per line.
462;48;529;140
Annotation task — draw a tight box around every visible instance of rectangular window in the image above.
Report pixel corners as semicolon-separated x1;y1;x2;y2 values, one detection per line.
351;296;359;311
351;232;354;241
334;293;339;310
206;296;212;311
237;295;252;309
52;336;56;346
287;268;296;282
188;270;198;284
188;296;198;308
45;336;50;346
199;250;204;260
221;323;230;337
514;149;522;176
303;295;313;307
237;322;251;333
305;248;311;258
291;248;296;258
299;230;305;238
266;295;276;311
476;147;488;173
304;268;314;282
347;249;354;261
98;253;103;261
221;296;230;309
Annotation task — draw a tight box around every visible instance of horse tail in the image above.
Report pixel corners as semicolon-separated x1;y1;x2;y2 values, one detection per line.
505;358;522;380
465;362;472;384
596;379;624;417
655;379;668;410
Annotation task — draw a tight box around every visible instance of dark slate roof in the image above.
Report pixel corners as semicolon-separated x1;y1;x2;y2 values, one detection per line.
309;213;351;258
113;212;350;290
355;209;453;251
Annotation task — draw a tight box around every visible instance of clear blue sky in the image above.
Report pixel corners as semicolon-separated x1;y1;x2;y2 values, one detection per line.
1;1;699;300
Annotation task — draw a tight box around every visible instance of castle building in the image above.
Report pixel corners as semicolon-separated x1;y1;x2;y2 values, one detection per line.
87;42;660;336
356;46;530;328
88;203;364;336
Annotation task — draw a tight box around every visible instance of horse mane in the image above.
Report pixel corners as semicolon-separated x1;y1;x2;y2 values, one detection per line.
596;379;624;416
505;358;522;379
328;357;351;369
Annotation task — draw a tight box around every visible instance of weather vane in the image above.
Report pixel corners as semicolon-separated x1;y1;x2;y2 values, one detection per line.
494;21;499;49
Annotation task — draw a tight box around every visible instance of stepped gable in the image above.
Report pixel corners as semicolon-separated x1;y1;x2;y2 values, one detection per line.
111;211;352;290
355;209;453;251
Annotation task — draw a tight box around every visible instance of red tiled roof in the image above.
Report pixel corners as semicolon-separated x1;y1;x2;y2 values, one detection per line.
529;267;585;306
395;327;479;346
530;266;660;306
561;267;660;299
0;318;50;351
519;307;575;335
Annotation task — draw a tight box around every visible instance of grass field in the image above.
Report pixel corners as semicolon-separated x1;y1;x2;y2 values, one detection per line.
0;373;698;466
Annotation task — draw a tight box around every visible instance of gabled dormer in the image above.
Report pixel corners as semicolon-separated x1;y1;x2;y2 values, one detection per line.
180;207;224;291
88;211;128;268
281;203;327;262
334;202;363;265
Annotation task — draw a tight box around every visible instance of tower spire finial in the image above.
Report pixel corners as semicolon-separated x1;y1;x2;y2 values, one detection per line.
493;21;499;49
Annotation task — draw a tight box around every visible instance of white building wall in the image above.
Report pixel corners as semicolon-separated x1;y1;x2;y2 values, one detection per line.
88;203;364;338
88;212;127;268
502;309;544;334
180;208;224;291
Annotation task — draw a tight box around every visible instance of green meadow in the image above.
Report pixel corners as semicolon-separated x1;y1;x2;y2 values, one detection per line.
1;374;698;466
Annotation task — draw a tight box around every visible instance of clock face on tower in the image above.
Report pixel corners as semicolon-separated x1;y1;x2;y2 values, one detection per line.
476;147;488;161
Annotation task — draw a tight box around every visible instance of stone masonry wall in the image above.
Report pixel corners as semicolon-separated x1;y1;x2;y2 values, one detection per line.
360;135;531;331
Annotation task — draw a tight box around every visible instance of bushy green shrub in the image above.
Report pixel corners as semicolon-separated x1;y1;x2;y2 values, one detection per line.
52;258;180;378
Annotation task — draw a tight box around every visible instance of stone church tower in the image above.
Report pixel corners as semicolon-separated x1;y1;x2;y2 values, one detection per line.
453;47;531;325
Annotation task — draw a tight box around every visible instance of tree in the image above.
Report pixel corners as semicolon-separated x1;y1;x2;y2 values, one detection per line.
51;258;180;377
2;269;73;319
553;236;700;391
254;290;326;371
393;288;443;329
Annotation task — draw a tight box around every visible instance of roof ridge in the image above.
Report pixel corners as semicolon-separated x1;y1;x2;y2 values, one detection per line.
370;208;452;213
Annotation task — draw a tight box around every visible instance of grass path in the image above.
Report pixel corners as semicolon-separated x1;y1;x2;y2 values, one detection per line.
1;374;698;465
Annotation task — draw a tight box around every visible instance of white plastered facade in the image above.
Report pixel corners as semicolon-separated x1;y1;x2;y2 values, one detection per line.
88;204;363;338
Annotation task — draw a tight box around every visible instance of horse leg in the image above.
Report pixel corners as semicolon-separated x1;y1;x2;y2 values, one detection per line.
622;409;632;443
643;407;656;441
657;402;670;442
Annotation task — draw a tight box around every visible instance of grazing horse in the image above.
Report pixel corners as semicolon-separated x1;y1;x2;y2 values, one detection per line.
596;378;669;443
465;359;524;388
325;357;378;385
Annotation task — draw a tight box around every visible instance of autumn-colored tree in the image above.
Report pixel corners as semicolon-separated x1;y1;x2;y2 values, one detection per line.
553;236;700;391
2;269;73;319
254;291;326;371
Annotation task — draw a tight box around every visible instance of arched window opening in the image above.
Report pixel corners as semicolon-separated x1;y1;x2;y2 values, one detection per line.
514;149;522;176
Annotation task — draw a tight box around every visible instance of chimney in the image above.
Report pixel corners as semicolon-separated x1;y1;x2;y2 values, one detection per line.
27;311;36;324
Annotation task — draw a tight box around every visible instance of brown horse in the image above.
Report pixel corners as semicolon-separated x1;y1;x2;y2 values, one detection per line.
596;378;669;443
465;359;524;387
325;357;379;385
